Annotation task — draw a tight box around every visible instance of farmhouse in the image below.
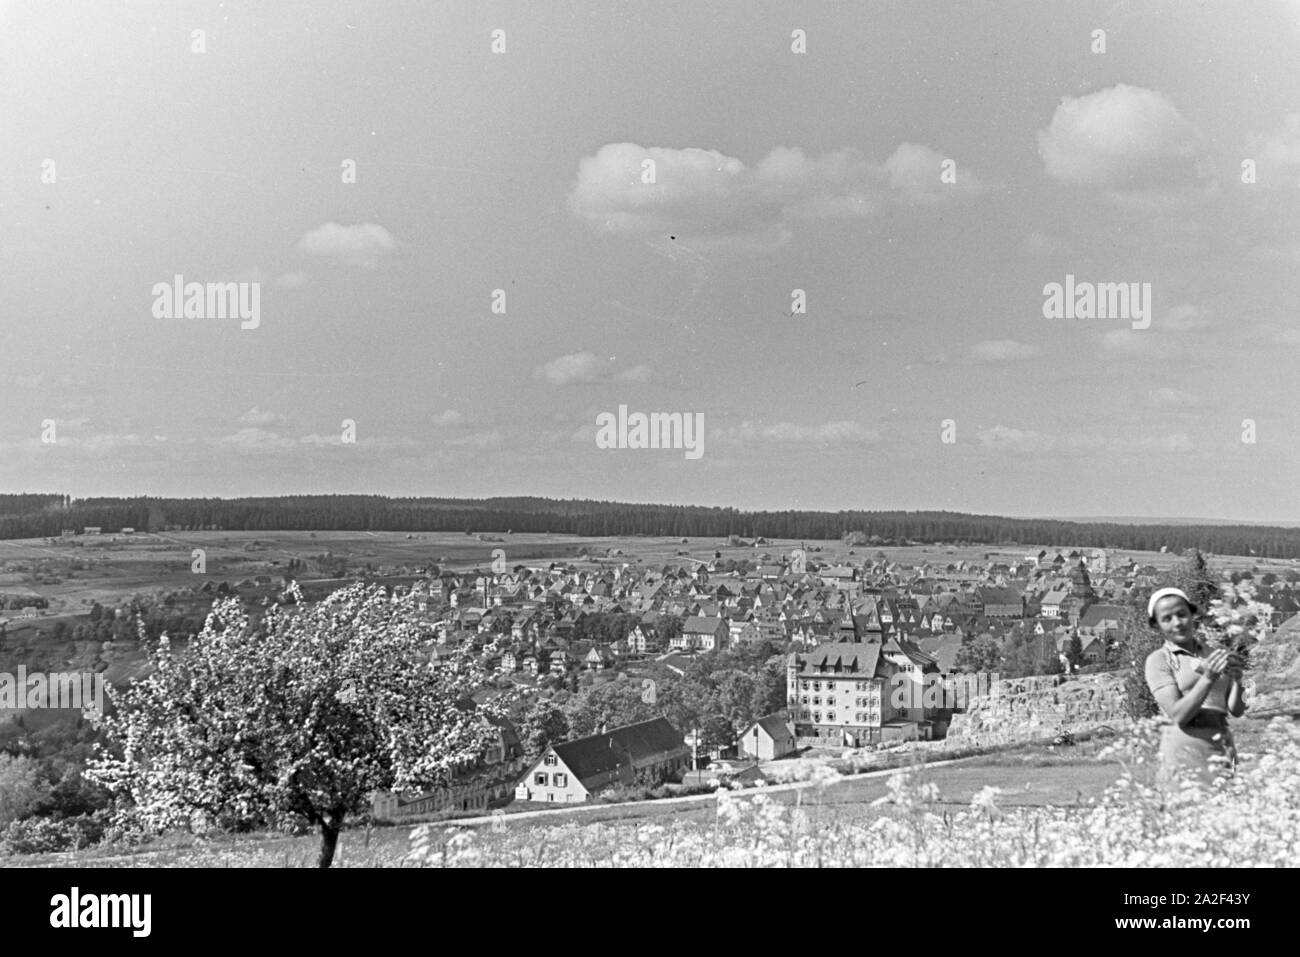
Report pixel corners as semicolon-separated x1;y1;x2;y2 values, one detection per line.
514;717;689;804
738;713;797;761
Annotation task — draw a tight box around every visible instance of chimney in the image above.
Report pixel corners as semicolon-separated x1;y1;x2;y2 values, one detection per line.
600;722;607;736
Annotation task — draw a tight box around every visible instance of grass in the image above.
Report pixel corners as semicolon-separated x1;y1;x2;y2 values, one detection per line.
7;735;1125;867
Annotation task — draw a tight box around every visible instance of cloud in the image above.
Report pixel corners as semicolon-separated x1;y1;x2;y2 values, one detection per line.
1245;113;1300;186
296;222;397;267
884;142;986;204
275;271;309;288
1147;387;1200;408
968;339;1040;363
616;364;654;382
218;427;297;450
1100;328;1157;355
239;407;287;427
433;410;465;426
1036;85;1205;189
536;352;607;385
446;431;503;450
714;420;881;446
976;425;1194;454
535;352;650;385
567;142;987;252
15;373;45;389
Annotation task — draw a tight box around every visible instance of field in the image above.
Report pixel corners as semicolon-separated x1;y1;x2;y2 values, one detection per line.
8;715;1291;867
3;528;1293;622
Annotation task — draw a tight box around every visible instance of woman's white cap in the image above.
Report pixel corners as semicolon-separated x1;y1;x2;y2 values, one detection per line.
1147;586;1193;619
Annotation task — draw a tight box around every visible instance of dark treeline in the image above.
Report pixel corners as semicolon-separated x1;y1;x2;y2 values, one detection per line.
2;494;1300;558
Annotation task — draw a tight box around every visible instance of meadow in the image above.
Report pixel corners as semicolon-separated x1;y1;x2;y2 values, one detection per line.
10;716;1293;868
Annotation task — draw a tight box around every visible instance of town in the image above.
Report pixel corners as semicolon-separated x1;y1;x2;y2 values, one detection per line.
365;539;1300;821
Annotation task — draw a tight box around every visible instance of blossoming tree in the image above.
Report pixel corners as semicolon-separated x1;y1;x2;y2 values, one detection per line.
87;582;510;867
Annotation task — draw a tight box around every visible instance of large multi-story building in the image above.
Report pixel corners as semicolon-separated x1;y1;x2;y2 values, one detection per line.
786;639;937;748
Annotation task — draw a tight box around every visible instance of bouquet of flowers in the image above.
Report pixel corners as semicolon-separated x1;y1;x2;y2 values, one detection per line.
1198;581;1273;678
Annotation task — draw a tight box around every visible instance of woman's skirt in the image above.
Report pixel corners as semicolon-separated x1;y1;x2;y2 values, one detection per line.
1157;711;1236;787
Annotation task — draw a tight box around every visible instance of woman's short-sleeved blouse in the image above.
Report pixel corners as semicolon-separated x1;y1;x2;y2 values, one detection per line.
1144;638;1231;716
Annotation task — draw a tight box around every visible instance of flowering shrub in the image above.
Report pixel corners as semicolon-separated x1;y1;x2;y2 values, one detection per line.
403;718;1300;867
1205;581;1273;655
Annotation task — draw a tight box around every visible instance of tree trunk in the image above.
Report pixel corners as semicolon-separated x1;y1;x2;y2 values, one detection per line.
318;822;341;868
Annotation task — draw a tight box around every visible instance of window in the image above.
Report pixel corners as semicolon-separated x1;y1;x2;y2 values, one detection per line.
555;773;568;787
543;754;557;766
812;696;821;706
827;697;835;706
813;681;821;692
800;681;809;691
800;696;809;705
534;773;548;786
813;712;822;723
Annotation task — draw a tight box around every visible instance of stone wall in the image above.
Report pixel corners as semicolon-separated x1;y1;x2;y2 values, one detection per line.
945;671;1129;741
1246;614;1300;716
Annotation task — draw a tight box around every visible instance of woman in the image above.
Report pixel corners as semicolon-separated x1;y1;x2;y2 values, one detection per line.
1143;587;1246;786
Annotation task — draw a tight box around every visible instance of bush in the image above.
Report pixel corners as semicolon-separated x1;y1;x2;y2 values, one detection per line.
0;812;106;855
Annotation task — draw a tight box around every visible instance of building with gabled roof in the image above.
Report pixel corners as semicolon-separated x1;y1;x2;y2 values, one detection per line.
513;717;689;803
738;713;797;761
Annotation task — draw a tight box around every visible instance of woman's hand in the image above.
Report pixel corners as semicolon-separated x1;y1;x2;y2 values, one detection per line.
1202;647;1231;679
1224;650;1246;682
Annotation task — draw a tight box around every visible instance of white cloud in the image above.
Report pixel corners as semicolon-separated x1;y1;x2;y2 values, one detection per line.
969;339;1040;363
535;352;650;386
715;420;881;446
976;425;1194;454
218;427;296;450
296;222;397;267
616;364;654;382
15;373;45;389
884;142;986;204
275;271;309;288
446;431;503;450
1246;113;1300;185
567;141;987;251
239;407;287;427
536;352;608;385
1147;387;1200;408
1100;328;1156;355
1036;84;1204;188
433;410;465;426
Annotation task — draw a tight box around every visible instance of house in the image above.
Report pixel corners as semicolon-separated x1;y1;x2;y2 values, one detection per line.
1076;603;1127;639
584;645;616;670
514;718;689;803
787;641;912;747
975;586;1024;619
120;527;135;534
738;713;797;761
83;526;101;535
683;616;728;652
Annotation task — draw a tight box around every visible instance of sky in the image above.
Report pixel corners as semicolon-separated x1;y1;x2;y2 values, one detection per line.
2;0;1299;521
